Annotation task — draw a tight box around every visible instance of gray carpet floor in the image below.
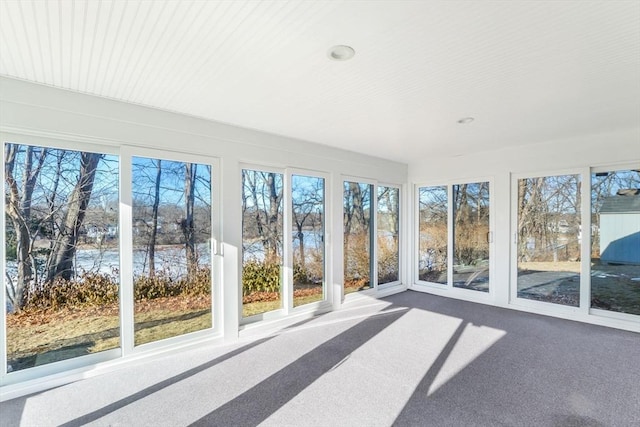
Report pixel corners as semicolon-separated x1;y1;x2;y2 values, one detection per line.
1;291;639;427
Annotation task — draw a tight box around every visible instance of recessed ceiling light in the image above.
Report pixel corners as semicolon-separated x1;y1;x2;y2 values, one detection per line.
328;45;355;61
457;117;475;124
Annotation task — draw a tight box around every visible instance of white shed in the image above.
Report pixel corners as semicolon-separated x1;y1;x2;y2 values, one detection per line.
599;193;640;265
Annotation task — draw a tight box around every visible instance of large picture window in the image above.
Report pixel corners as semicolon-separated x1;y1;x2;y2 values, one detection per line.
4;143;120;372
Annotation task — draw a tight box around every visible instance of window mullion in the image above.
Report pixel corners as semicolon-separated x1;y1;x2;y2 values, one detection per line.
283;172;293;314
119;147;135;355
447;184;454;288
580;168;591;312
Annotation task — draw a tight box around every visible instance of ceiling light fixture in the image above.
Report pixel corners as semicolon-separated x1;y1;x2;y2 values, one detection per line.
457;117;475;124
328;45;355;61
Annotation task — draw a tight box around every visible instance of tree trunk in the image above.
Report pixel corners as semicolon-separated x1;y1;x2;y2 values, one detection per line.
46;153;102;282
148;159;162;277
266;172;281;262
7;217;31;309
47;151;64;247
4;144;47;310
350;182;366;231
183;162;197;278
297;226;305;269
344;181;366;247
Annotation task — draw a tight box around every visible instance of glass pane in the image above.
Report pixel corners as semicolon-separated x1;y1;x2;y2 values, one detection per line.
132;157;212;345
292;175;325;307
453;182;490;292
591;170;640;315
516;175;581;306
344;181;372;293
418;186;448;284
242;170;283;317
4;144;120;372
378;186;400;285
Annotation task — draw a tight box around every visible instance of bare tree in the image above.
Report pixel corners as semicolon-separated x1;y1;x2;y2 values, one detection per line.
242;171;283;263
344;182;367;237
292;177;323;270
45;153;102;282
148;159;162;277
378;186;399;244
517;175;582;263
182;162;198;277
517;177;548;261
418;186;448;281
4;144;48;309
343;181;372;285
45;151;65;249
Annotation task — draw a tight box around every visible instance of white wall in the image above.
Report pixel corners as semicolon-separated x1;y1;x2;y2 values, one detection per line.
409;127;640;331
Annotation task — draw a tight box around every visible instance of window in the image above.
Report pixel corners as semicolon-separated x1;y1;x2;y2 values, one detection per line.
453;182;490;292
590;169;640;315
292;174;325;307
417;186;448;284
4;143;119;372
131;156;212;345
515;174;581;306
378;186;400;285
417;181;491;291
344;181;373;293
241;169;284;317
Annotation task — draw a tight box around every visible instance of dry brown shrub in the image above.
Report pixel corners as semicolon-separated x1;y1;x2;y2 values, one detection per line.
344;232;370;282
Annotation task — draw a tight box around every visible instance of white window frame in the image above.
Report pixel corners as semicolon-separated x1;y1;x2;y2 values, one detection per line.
121;146;222;356
1;133;121;385
239;163;288;324
288;168;332;314
414;182;449;288
341;176;405;300
376;182;403;289
413;178;495;302
342;176;378;299
588;163;640;323
509;168;586;316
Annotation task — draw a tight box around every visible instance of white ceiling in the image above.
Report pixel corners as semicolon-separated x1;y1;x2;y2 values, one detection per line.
1;1;639;164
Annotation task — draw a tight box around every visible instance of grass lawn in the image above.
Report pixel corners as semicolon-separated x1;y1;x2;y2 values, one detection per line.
6;289;327;371
242;286;325;317
6;296;212;371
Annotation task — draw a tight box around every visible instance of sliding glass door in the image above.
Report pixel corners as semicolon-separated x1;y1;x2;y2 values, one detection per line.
4;142;120;372
417;181;491;292
590;168;640;315
2;141;220;379
418;186;448;284
131;156;213;346
515;174;581;306
292;174;325;307
378;186;400;286
344;181;373;293
453;182;490;292
241;169;284;317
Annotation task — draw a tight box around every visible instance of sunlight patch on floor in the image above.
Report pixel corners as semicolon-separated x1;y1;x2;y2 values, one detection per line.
427;323;506;396
262;308;471;426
